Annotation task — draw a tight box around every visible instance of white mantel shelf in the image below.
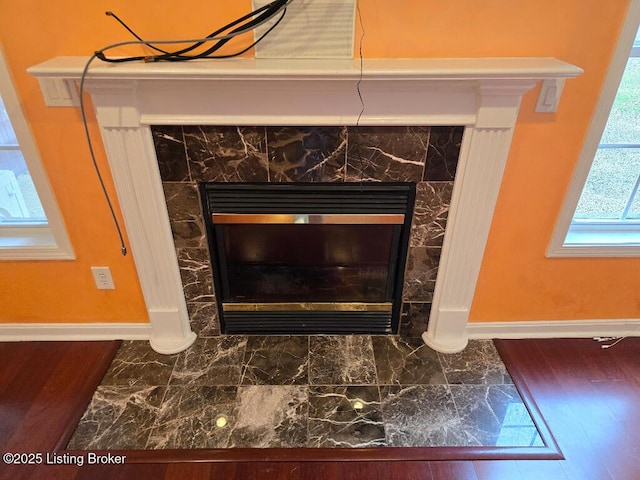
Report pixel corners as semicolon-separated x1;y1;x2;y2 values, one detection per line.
29;56;582;354
29;56;581;81
29;56;582;114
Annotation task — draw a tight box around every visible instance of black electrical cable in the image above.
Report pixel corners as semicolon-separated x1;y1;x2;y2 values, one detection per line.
101;5;269;61
82;1;291;255
194;8;286;60
151;11;285;61
79;54;128;256
98;0;289;63
156;0;287;61
100;6;286;64
105;12;172;56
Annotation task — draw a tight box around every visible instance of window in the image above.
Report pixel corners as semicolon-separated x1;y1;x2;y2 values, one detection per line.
0;46;73;259
0;93;47;224
549;0;640;256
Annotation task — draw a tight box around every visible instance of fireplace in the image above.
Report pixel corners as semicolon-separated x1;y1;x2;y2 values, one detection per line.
29;56;582;353
202;182;415;334
152;124;459;338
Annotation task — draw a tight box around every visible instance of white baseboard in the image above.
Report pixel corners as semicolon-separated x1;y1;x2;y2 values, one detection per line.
4;319;639;344
0;322;152;342
467;318;640;339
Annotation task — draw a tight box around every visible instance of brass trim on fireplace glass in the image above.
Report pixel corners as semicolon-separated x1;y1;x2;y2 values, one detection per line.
211;213;405;225
222;302;393;312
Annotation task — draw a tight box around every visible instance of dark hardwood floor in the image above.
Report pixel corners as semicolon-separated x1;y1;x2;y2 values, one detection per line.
1;337;639;480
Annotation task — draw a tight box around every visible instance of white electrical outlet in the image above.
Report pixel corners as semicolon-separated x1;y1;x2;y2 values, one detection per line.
91;266;115;290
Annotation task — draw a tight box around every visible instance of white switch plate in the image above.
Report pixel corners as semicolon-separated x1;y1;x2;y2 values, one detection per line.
91;266;115;290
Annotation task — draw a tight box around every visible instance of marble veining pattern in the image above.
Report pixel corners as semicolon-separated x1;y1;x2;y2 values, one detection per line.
101;340;177;387
153;125;190;182
228;385;308;448
266;126;347;182
402;247;440;301
380;384;467;447
308;386;386;448
186;302;220;337
69;339;543;450
410;181;453;248
240;336;309;385
176;248;215;303
170;336;247;386
145;385;237;449
372;336;445;385
449;384;543;447
184;125;269;182
67;385;165;450
423;126;464;181
345;126;430;182
309;336;377;385
438;340;513;385
162;182;206;249
151;125;462;336
399;302;431;337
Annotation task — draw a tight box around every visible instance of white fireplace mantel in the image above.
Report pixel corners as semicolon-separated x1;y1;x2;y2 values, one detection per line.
29;57;582;354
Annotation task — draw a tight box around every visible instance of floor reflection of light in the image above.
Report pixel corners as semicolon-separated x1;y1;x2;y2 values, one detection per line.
215;414;229;428
496;402;544;447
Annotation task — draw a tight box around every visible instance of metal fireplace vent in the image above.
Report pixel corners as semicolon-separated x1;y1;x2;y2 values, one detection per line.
202;183;415;334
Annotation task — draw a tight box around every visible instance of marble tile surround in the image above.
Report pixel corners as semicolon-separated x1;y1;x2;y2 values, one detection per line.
67;339;544;450
152;125;464;336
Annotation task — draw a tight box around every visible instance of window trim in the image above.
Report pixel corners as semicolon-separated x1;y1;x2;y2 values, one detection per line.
0;45;74;260
548;0;640;257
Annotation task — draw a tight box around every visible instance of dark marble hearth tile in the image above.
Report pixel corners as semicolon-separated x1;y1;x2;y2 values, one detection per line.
410;181;454;247
240;336;309;385
152;126;190;182
170;336;247;386
267;126;347;182
439;340;513;385
184;126;269;182
345;126;429;182
187;302;220;337
145;385;237;449
308;385;385;448
423;126;464;181
162;182;201;223
380;384;467;447
101;341;177;387
402;247;440;301
372;336;445;385
399;302;431;337
227;385;308;448
67;385;165;450
450;384;542;447
309;336;377;385
177;248;215;303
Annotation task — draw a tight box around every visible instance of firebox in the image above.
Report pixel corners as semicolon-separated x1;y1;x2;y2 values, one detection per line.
201;183;415;334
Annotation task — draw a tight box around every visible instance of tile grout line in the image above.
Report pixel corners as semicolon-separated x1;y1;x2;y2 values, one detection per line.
74;338;544;451
143;343;184;449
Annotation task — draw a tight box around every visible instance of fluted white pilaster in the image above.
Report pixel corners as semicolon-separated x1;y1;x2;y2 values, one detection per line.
93;85;196;354
423;126;517;353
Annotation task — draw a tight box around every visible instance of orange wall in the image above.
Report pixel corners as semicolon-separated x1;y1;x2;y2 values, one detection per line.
0;0;636;324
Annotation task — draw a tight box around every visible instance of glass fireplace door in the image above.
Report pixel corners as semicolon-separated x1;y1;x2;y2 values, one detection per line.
215;220;400;305
202;183;415;334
